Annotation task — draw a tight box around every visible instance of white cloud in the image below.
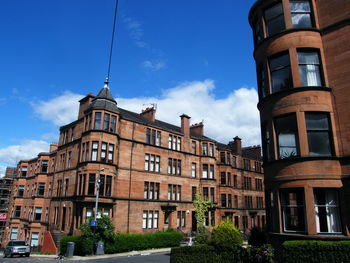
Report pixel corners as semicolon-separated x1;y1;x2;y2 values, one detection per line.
123;17;147;48
29;80;260;146
142;60;166;71
117;80;261;146
31;91;83;126
0;139;51;177
0;139;50;165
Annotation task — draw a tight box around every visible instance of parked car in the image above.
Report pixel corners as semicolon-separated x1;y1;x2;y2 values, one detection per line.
180;237;195;247
3;240;31;258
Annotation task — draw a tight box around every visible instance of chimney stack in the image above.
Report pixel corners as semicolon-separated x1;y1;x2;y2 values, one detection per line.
180;114;191;137
141;107;156;122
190;122;204;136
229;136;242;155
50;142;58;152
78;92;94;119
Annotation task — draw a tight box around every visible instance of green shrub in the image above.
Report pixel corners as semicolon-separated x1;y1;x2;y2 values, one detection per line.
105;230;182;254
171;245;272;263
282;240;350;263
194;226;211;244
80;216;115;243
248;227;268;247
60;236;93;256
210;220;243;249
171;245;224;263
244;245;274;263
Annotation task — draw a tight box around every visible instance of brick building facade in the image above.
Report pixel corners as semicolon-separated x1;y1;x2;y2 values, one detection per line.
3;81;265;248
249;0;350;245
0;167;15;246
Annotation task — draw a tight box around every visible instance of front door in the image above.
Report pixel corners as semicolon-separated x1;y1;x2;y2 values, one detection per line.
192;211;197;232
61;207;66;231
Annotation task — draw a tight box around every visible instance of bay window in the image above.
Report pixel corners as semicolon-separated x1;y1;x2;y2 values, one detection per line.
108;144;114;162
269;52;293;93
91;142;99;161
298;51;322;87
264;3;285;36
314;188;342;234
101;142;107;161
103;113;110;131
290;1;313;28
280;188;305;232
110;115;116;133
94;112;101;129
275;114;299;159
306;113;332;156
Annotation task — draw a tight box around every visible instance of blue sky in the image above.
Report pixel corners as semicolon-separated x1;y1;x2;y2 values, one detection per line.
0;0;259;175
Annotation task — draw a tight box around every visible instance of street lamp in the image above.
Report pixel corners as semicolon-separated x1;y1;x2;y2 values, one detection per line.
92;168;104;254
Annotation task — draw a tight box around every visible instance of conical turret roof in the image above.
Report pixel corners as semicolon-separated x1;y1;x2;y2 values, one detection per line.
88;78;119;113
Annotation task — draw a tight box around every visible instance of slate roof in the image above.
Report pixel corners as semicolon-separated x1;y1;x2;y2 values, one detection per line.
242;148;262;161
118;107;215;142
217;142;262;161
87;86;119;113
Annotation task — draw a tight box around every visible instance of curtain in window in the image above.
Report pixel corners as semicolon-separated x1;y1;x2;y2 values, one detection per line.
326;190;341;233
314;189;341;233
298;52;321;86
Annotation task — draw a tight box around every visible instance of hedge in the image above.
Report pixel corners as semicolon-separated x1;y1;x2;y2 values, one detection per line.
282;240;350;263
61;230;182;256
60;236;93;256
170;245;273;263
105;230;182;254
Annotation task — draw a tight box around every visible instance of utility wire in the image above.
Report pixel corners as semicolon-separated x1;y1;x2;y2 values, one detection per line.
106;0;119;83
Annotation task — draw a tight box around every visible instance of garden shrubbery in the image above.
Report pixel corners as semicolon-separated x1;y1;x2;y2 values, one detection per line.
170;244;273;263
171;222;272;263
210;220;243;249
60;236;93;256
105;229;182;254
282;240;350;263
60;216;182;256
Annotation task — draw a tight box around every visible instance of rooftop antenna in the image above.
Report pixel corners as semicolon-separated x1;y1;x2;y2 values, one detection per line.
105;0;120;88
142;103;157;110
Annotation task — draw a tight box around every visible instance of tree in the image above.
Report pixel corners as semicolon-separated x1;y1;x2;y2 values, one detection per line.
193;190;212;244
80;216;116;243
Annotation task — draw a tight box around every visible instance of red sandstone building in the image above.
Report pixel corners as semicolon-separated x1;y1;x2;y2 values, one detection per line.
249;0;350;245
3;81;265;249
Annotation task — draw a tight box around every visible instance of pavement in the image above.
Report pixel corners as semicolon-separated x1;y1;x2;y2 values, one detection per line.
0;247;171;261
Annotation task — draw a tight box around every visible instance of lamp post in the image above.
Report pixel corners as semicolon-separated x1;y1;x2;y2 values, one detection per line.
92;168;104;254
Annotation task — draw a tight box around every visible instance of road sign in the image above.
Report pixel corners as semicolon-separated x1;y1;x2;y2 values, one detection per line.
91;220;97;227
